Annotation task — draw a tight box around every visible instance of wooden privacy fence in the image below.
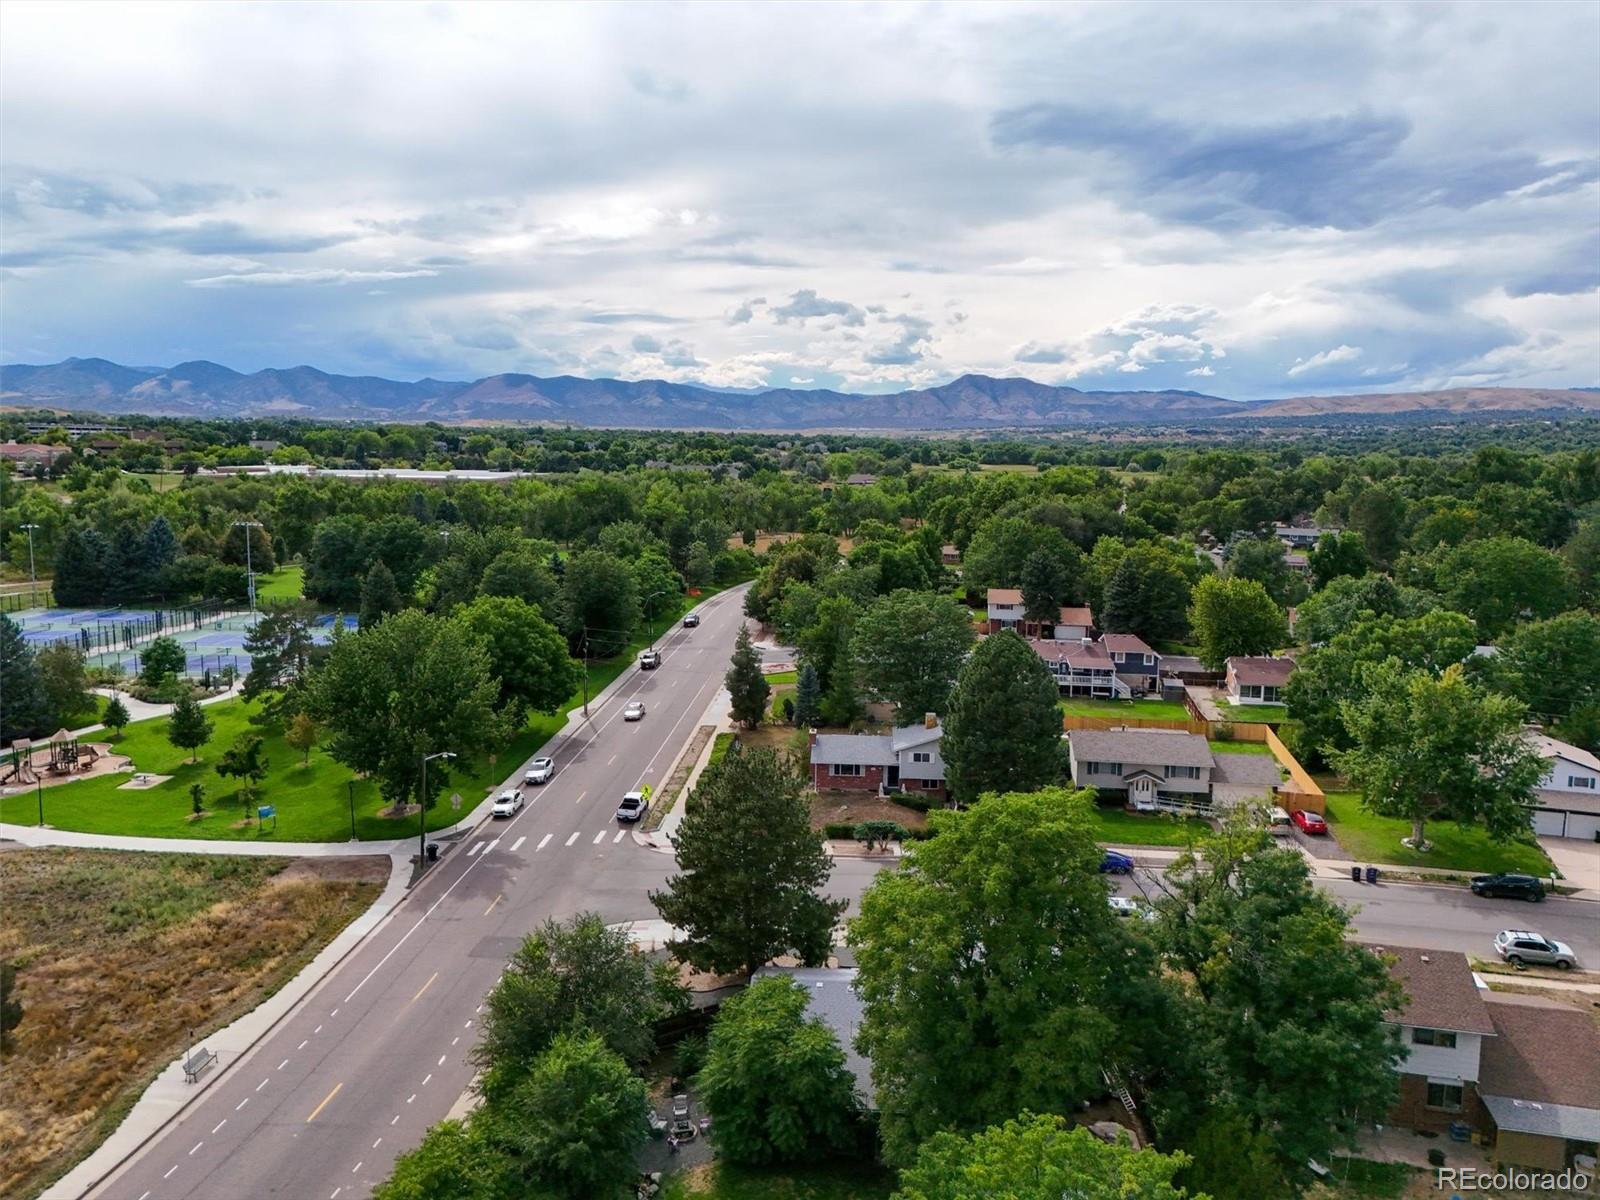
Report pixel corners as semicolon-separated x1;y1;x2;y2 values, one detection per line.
1060;713;1325;814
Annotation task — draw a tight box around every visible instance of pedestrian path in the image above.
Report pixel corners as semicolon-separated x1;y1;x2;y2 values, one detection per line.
0;822;412;858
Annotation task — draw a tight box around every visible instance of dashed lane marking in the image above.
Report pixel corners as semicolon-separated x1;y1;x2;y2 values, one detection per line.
510;836;526;852
565;831;580;846
212;1119;227;1134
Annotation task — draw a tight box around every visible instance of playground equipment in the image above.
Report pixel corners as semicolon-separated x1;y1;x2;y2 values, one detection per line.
1;738;38;785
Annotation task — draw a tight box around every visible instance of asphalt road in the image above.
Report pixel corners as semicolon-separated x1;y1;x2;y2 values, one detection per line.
1114;871;1600;963
93;585;867;1200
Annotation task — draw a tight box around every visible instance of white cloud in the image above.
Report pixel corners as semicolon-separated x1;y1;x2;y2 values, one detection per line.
1187;365;1215;377
1287;344;1363;377
186;267;439;288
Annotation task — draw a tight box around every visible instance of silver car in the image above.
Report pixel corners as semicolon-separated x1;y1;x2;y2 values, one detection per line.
623;700;646;721
1494;930;1577;970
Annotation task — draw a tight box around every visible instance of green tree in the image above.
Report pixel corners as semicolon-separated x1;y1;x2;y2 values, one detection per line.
476;912;685;1095
35;642;92;728
851;788;1158;1166
0;615;47;741
478;548;560;617
1187;576;1287;670
215;731;270;809
1179;1110;1286;1200
1564;517;1600;604
1430;536;1575;639
1148;822;1403;1193
1291;573;1436;646
1100;544;1191;644
372;1120;503;1200
285;712;318;766
358;560;403;628
190;782;206;815
1347;483;1406;565
962;516;1083;591
241;607;318;706
1307;530;1369;591
1223;536;1296;605
102;694;131;738
848;590;975;725
725;622;771;730
560;549;640;657
221;520;277;574
894;1114;1198;1200
792;663;822;727
454;595;582;723
697;975;860;1164
51;525;112;606
652;747;844;977
139;635;187;689
310;609;505;812
304;514;369;609
1486;609;1600;733
1020;548;1071;623
481;1032;648;1200
166;692;213;763
1330;663;1546;851
941;630;1062;802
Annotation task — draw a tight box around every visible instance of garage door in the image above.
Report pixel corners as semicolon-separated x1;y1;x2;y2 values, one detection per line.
1532;809;1567;837
1567;812;1600;841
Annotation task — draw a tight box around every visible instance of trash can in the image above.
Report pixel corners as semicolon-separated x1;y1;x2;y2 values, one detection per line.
1365;865;1379;884
425;842;439;863
1350;865;1362;883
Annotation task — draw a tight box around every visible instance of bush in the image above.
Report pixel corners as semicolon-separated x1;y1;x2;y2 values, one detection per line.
854;820;907;851
673;1032;707;1080
823;822;856;839
1214;721;1235;741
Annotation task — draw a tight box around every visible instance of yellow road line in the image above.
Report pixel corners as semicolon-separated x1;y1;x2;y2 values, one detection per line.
410;971;439;1005
483;894;502;917
306;1082;342;1123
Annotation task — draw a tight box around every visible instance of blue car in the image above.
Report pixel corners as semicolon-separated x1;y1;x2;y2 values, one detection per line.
1100;851;1135;875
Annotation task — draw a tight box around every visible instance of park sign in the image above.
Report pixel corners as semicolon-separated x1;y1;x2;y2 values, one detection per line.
258;805;275;820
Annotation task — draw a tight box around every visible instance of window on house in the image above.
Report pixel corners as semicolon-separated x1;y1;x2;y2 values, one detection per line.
1142;654;1153;666
912;752;932;763
832;763;862;777
1411;1028;1457;1048
1164;765;1201;780
1239;684;1262;699
1570;775;1597;789
1425;1081;1464;1111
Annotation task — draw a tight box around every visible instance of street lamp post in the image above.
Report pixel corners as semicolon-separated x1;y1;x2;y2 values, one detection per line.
231;520;263;614
20;523;40;607
419;750;455;868
642;588;668;651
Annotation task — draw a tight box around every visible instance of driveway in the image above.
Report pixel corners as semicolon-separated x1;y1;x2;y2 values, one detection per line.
1540;835;1600;891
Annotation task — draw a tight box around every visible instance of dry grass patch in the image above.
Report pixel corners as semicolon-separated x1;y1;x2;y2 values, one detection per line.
0;848;382;1199
809;790;929;832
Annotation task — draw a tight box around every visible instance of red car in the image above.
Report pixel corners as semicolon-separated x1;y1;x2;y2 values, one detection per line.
1292;809;1329;835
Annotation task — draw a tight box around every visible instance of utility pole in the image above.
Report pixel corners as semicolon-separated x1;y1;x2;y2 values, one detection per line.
232;520;263;614
580;628;591;718
419;750;455;869
20;523;39;608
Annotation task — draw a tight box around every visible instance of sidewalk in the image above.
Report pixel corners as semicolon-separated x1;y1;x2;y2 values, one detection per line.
41;852;411;1200
0;822;413;857
635;685;732;853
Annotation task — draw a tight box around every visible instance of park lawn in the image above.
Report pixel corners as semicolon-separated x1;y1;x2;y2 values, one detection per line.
1208;738;1274;755
1321;792;1554;876
1214;701;1290;723
661;1162;896;1200
0;848;381;1200
1060;696;1192;720
1311;1159;1418;1200
0;591;715;842
255;565;304;600
1089;804;1206;847
763;669;798;684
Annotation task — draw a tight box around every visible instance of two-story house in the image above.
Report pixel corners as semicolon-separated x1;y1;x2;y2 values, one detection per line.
1373;944;1600;1170
1224;656;1295;705
1101;633;1162;697
808;715;946;799
1527;731;1600;840
1032;638;1130;698
984;589;1094;640
985;588;1025;633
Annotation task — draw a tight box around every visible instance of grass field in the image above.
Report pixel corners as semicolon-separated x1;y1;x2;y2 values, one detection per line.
661;1162;896;1200
763;669;798;684
1311;1159;1418;1199
0;848;382;1199
1089;804;1207;847
1208;738;1274;755
0;591;714;842
1214;701;1290;723
255;565;304;600
1321;791;1553;876
1060;697;1192;720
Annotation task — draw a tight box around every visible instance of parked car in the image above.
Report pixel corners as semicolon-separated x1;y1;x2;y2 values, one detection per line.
639;649;661;670
623;700;647;721
491;790;523;818
616;791;649;822
1263;805;1293;835
1291;809;1329;835
682;613;700;628
1471;873;1545;902
1493;929;1577;969
1099;850;1135;875
524;757;555;786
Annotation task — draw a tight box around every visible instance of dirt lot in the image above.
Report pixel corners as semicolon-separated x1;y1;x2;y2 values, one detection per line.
0;848;382;1199
810;790;929;832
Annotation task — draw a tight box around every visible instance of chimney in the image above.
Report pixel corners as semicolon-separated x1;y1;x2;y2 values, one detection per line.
924;712;937;729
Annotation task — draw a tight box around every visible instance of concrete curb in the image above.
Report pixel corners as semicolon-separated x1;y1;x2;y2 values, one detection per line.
635;686;732;854
46;853;411;1200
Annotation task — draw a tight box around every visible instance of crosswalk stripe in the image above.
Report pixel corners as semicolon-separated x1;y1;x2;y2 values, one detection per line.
467;842;484;857
537;834;552;851
565;832;580;847
614;830;626;843
510;836;526;852
485;838;500;853
593;830;606;844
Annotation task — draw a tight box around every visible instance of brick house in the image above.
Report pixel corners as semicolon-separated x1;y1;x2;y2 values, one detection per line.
984;589;1094;640
809;716;945;798
1224;656;1295;705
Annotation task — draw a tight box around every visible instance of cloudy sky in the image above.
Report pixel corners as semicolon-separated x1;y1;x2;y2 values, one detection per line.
3;1;1597;397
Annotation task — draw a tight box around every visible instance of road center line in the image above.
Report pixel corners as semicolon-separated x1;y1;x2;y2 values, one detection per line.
306;1082;343;1123
314;1024;323;1034
236;1098;249;1111
352;1162;363;1174
212;1119;227;1134
278;1058;289;1070
483;894;502;917
537;833;552;850
163;1166;177;1179
255;1078;268;1092
565;831;580;846
438;1054;447;1066
390;1114;400;1126
188;1141;203;1156
406;1093;416;1104
373;1137;383;1149
510;836;526;852
608;754;618;765
409;971;439;1005
298;1039;308;1050
422;1073;432;1086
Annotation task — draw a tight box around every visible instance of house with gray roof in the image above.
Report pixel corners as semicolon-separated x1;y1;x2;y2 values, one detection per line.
1528;731;1600;840
752;966;874;1109
1068;726;1283;812
809;715;945;799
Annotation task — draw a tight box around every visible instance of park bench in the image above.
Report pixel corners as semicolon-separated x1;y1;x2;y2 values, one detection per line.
183;1046;218;1083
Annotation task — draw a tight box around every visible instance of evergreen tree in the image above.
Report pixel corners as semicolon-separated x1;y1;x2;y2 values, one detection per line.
140;515;181;586
819;626;862;726
52;526;111;606
792;663;822;727
1101;546;1190;644
725;623;771;729
941;631;1063;802
359;560;403;628
651;747;845;976
167;692;214;763
0;615;47;742
1019;548;1070;624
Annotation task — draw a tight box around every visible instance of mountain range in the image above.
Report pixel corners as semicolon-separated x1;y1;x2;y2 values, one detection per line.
3;357;1597;430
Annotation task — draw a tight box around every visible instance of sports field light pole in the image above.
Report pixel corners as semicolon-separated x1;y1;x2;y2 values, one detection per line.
419;750;455;868
20;523;40;607
231;520;263;615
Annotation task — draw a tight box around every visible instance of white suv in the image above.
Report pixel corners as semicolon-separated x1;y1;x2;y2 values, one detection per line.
1494;930;1577;970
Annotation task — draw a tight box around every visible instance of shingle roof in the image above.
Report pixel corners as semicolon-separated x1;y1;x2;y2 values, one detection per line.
1057;606;1095;626
753;966;874;1108
1527;731;1600;773
1227;656;1296;686
1101;633;1157;656
1369;945;1496;1036
890;722;941;752
810;733;896;767
1480;995;1600;1112
1068;727;1213;768
987;587;1023;605
1030;638;1113;668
